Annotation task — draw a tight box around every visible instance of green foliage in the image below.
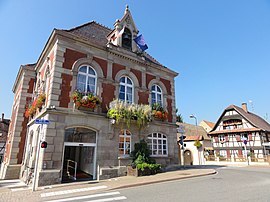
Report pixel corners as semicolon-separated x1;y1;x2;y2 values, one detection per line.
152;103;164;112
71;90;101;109
130;140;161;173
136;162;149;171
194;139;202;148
131;140;152;164
107;99;152;128
176;108;183;123
151;103;168;121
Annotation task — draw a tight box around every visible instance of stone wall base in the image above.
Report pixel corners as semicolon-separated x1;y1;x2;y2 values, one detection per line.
0;163;21;179
99;166;127;180
38;169;62;187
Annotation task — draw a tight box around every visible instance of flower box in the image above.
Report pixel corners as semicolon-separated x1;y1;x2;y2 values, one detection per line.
77;106;94;112
71;90;101;111
127;165;160;177
151;103;168;121
25;94;46;118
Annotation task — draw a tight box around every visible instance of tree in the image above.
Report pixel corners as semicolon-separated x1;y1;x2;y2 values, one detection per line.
176;108;183;123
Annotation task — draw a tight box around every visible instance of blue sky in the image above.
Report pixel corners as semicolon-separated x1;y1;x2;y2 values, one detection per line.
1;0;270;124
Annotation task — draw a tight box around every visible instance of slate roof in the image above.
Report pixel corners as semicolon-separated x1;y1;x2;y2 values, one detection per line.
60;21;165;67
66;21;111;47
209;104;270;134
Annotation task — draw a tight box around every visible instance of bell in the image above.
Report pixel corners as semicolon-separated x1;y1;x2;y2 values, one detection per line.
123;34;130;39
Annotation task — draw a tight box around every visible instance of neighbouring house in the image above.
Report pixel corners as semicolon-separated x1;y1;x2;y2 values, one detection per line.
0;114;10;163
208;103;270;162
199;120;215;133
0;6;178;187
177;123;212;165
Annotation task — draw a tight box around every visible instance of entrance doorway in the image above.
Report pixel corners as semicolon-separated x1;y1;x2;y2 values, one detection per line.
62;127;97;183
62;144;95;182
184;150;193;165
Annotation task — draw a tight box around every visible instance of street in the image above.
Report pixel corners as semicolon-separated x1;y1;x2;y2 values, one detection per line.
120;166;270;202
0;166;269;201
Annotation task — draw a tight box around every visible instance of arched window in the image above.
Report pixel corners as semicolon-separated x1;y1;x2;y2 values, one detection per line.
77;65;97;94
119;129;131;156
147;133;168;156
122;28;132;50
151;84;163;106
119;76;133;103
64;127;96;143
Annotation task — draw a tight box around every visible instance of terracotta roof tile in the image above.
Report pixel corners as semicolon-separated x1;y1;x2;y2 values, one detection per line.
203;120;215;129
184;135;203;141
209;128;259;135
177;123;211;140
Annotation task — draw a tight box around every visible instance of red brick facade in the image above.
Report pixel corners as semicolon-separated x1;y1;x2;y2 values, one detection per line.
27;78;35;94
59;74;72;108
17;116;28;164
146;73;155;88
94;57;107;78
167;98;173;122
101;83;116;112
112;63;125;80
63;49;87;70
138;91;149;105
131;69;142;87
160;78;171;95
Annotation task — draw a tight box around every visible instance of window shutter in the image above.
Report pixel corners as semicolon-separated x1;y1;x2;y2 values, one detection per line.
214;136;219;143
236;135;241;142
225;135;229;142
226;150;231;157
238;149;243;157
248;133;252;141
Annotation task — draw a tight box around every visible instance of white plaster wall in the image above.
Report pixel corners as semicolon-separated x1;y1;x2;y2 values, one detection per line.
184;142;204;165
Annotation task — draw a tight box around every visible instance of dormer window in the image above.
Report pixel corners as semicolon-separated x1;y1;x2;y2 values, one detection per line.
122;28;132;50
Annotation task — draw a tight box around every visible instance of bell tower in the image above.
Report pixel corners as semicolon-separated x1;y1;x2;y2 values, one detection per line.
108;5;139;52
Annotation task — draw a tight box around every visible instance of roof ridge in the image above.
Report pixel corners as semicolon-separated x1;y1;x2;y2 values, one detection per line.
229;104;270;131
66;21;112;32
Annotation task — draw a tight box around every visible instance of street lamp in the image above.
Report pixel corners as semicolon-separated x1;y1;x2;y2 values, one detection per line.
189;114;197;126
190;114;201;165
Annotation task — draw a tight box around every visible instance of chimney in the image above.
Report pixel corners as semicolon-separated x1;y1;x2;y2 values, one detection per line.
1;113;4;121
242;103;248;113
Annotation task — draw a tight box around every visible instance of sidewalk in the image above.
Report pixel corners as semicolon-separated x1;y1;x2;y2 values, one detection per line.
106;167;216;190
0;167;216;202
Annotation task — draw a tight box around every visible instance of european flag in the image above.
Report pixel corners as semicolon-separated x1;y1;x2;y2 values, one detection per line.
134;34;148;51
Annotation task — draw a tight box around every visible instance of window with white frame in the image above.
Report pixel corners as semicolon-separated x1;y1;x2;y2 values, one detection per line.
119;129;131;156
240;133;248;140
77;65;97;94
219;150;227;157
151;84;163;106
119;76;133;103
147;133;168;156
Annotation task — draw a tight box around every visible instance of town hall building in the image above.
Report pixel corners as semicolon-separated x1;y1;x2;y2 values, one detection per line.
0;6;178;187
